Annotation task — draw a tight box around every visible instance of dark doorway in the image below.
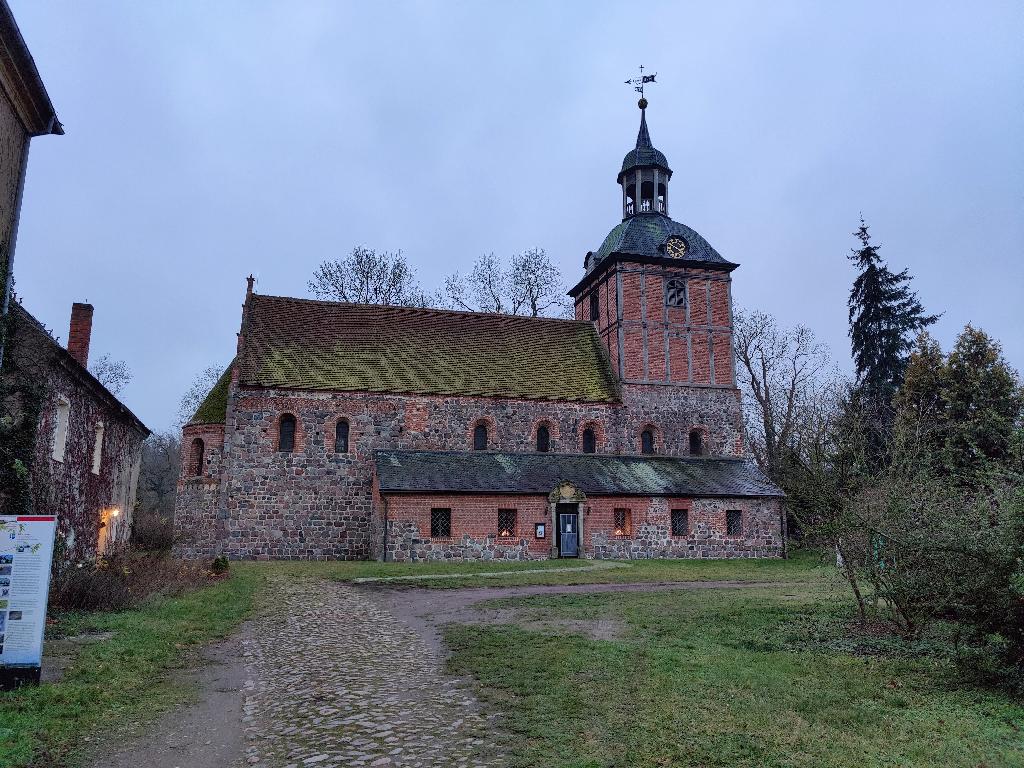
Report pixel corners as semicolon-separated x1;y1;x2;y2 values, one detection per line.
556;503;579;557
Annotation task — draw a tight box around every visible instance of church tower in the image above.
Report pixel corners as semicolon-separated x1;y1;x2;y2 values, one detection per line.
569;95;743;456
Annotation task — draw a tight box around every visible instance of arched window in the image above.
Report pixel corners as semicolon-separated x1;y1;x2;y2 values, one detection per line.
536;424;550;453
582;427;597;454
689;429;704;456
641;429;655;455
473;422;488;450
335;419;350;453
279;414;297;453
191;438;205;477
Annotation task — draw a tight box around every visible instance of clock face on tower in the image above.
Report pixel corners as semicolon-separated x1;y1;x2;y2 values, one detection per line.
665;236;688;259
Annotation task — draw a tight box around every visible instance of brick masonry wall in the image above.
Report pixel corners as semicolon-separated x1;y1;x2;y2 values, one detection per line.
381;493;550;561
380;492;781;561
587;496;782;559
576;262;735;388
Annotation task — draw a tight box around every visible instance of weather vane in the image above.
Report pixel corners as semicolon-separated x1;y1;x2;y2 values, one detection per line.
625;64;657;104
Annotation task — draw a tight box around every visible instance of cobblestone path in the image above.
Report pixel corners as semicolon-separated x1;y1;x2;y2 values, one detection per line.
241;577;507;768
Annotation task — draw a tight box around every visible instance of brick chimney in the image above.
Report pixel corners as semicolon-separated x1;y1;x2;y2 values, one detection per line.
67;302;94;367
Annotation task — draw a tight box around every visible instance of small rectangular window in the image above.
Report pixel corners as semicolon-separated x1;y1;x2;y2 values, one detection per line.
589;291;599;321
497;508;517;537
726;509;743;536
613;508;631;537
665;279;686;308
430;508;451;538
671;509;689;537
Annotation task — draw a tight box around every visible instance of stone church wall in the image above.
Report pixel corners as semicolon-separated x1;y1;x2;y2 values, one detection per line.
174;377;758;560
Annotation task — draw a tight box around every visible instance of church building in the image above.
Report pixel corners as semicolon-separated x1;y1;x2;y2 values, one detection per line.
174;98;784;561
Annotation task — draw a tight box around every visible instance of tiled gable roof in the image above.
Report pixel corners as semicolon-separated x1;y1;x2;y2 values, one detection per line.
237;295;620;403
189;362;234;425
375;450;784;498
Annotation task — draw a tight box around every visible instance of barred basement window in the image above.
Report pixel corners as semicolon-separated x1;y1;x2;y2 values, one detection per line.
335;419;350;453
641;429;655;455
671;509;689;537
589;291;599;321
536;424;550;452
726;509;743;536
613;508;632;537
473;423;488;450
665;279;686;308
279;414;297;453
430;508;451;538
582;426;596;454
497;508;517;537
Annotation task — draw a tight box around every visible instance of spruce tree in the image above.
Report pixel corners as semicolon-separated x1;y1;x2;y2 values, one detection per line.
847;217;938;409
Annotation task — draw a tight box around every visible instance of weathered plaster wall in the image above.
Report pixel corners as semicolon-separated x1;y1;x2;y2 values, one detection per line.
0;88;27;275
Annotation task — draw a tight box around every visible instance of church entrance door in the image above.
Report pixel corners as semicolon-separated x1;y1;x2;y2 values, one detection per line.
557;504;579;557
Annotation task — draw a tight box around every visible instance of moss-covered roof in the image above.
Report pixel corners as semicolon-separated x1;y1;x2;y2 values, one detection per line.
237;295;620;403
190;363;233;424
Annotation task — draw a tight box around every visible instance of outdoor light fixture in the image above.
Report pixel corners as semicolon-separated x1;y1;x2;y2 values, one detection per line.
110;508;120;517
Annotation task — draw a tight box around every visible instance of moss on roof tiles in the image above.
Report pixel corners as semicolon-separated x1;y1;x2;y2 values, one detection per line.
190;363;233;424
238;296;620;403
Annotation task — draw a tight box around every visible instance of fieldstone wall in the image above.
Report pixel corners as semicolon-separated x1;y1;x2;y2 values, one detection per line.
176;377;762;560
587;496;782;560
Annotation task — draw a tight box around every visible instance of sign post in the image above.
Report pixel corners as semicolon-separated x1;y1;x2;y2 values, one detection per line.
0;515;57;690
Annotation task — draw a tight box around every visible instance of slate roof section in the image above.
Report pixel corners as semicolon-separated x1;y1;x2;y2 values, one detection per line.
617;107;671;182
375;450;784;498
590;213;734;270
237;295;620;403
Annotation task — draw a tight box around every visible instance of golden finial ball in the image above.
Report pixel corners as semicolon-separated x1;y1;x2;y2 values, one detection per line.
638;97;648;110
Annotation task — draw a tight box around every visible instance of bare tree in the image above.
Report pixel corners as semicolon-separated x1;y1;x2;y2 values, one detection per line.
176;365;224;427
133;430;181;550
309;246;434;307
733;308;836;479
444;248;569;317
90;353;132;394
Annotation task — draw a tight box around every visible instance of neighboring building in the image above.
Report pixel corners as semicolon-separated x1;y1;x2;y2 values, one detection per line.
0;0;63;367
175;100;784;562
3;300;149;557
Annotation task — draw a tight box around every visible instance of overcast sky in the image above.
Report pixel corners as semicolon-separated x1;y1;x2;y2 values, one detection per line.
9;1;1023;432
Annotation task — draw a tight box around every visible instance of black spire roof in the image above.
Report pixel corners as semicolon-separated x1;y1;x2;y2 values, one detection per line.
617;106;671;183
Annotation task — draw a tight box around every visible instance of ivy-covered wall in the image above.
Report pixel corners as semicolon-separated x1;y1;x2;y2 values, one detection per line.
2;303;147;560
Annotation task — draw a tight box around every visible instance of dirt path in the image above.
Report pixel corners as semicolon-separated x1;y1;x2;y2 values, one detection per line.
86;577;781;767
88;626;251;768
369;579;786;654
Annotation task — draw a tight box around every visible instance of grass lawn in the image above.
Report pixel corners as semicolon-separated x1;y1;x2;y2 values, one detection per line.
267;549;825;589
445;574;1024;767
0;565;265;768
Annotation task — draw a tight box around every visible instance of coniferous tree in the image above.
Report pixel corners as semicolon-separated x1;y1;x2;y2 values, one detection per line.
846;218;938;467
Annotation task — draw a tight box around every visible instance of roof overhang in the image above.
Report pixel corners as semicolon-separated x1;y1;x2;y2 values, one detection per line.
0;1;62;137
568;251;740;297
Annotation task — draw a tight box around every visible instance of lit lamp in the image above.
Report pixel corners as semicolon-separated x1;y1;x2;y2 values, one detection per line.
110;508;121;517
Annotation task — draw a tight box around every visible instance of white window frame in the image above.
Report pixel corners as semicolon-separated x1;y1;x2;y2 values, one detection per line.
91;420;105;475
51;395;71;463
